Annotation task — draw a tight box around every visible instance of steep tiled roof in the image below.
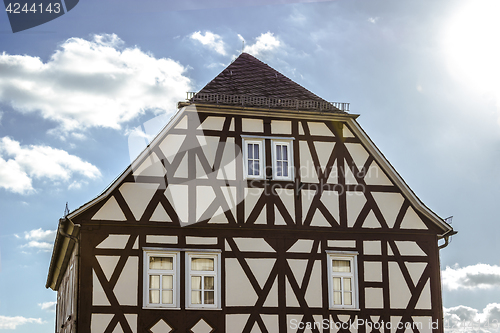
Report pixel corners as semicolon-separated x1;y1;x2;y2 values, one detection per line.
191;53;347;113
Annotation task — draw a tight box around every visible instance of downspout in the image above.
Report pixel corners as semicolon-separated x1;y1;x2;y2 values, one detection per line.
57;218;81;333
438;229;457;250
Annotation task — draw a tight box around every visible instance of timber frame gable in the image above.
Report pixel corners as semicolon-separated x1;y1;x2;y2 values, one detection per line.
46;53;454;333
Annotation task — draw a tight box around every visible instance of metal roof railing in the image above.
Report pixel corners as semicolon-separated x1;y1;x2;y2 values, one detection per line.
185;92;349;112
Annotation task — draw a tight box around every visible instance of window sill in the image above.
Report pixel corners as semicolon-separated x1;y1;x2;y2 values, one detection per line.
329;307;360;311
143;306;181;310
186;307;222;311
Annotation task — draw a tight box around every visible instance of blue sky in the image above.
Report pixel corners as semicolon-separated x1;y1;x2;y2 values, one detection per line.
1;0;500;331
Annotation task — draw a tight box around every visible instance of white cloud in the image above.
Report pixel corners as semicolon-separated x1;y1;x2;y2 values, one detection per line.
0;137;101;194
38;301;56;312
444;303;500;333
191;31;227;55
243;32;281;56
0;316;43;329
368;17;379;24
24;228;56;242
23;241;53;251
442;264;500;290
0;34;191;134
19;228;56;252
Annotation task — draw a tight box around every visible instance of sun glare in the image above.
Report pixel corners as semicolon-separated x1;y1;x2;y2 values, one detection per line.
444;0;500;94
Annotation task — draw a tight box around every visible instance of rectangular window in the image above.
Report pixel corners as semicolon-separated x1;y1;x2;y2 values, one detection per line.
272;140;293;180
244;139;264;179
186;252;221;308
144;251;180;308
327;252;358;309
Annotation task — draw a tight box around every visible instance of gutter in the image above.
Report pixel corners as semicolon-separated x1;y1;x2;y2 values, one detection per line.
45;217;80;290
438;229;458;250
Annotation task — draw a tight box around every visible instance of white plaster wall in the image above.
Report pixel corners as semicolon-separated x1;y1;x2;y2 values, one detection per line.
198;116;225;131
159;134;185;163
91;314;113;333
299;141;319;183
114;256;138;306
242;118;264;132
363;241;382;255
308;122;334;136
96;235;130;249
271;120;291;134
304;261;322;307
233;237;275;252
119;183;159;220
92;270;109;306
365;288;384;308
364;262;383;282
388;262;411;309
164;184;188;223
226;258;258;306
92;197;126;221
146;235;177;244
186;236;218;245
328;240;356;248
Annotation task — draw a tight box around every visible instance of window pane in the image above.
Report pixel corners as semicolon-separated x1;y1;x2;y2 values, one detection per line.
204;276;214;290
276;161;282;176
332;260;351;272
276;145;282;160
333;291;342;305
192;258;214;271
283;161;288;177
333;277;341;291
204;291;215;304
248;144;253;159
253;161;259;175
283;146;288;160
248;160;254;175
149;275;160;289
344;278;351;291
149;290;160;304
162;290;173;304
191;276;202;289
254;144;259;159
163;275;173;289
191;291;202;304
344;291;352;305
149;257;173;270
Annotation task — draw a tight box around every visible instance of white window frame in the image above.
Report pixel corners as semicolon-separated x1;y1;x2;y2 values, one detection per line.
143;250;180;309
326;251;359;309
186;252;221;309
272;140;293;181
243;139;265;179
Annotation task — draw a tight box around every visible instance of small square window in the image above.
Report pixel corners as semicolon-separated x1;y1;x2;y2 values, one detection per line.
327;253;358;309
143;251;180;308
186;252;221;309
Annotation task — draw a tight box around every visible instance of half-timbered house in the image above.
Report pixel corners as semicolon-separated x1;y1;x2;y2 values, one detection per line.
46;53;455;333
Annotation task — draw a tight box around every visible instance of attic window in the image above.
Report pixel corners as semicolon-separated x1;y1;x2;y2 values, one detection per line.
243;139;264;179
243;137;294;181
272;140;293;180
